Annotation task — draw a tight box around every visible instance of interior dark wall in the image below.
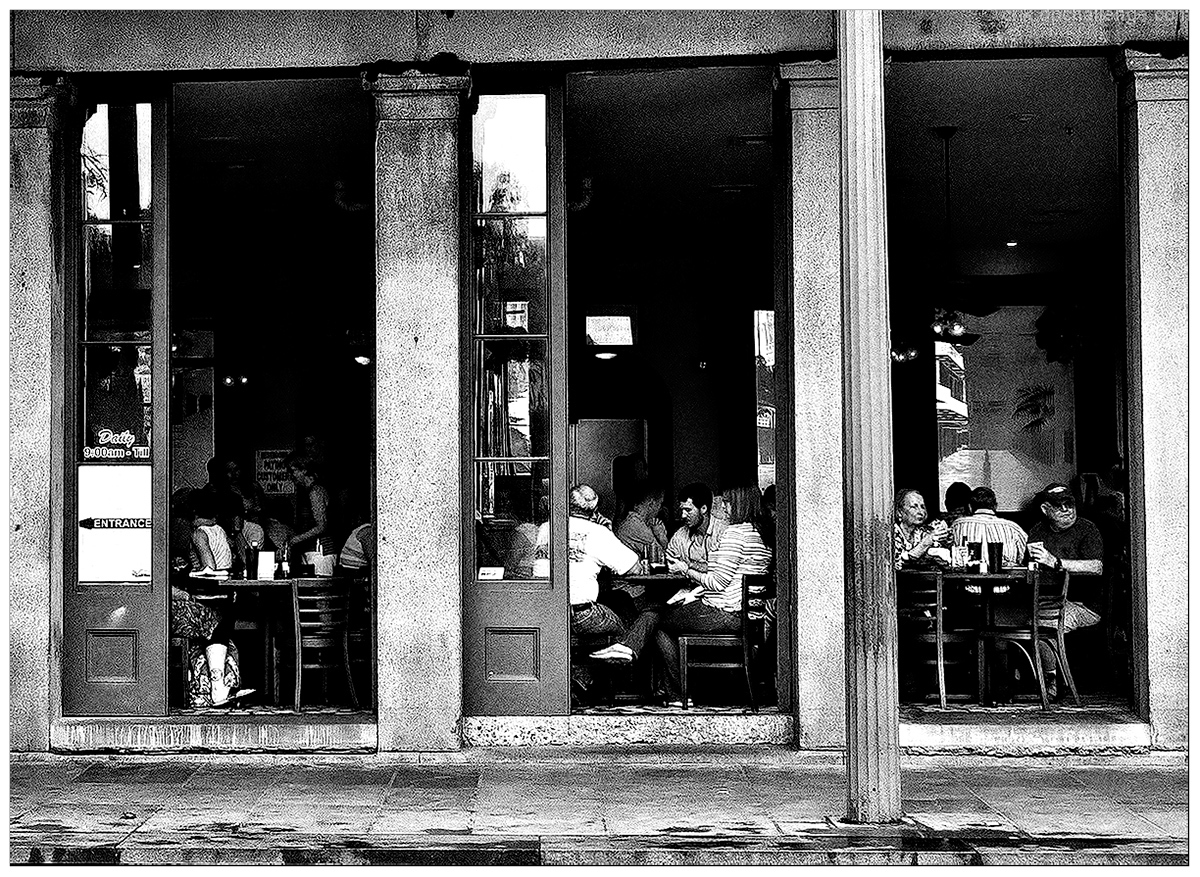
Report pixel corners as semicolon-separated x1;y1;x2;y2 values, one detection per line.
170;79;375;517
565;67;774;500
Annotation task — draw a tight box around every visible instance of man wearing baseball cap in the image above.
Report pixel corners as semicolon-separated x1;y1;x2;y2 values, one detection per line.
1027;483;1104;578
999;482;1104;700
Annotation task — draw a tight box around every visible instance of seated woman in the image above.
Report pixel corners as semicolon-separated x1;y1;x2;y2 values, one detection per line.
172;492;252;706
592;486;772;706
893;488;949;570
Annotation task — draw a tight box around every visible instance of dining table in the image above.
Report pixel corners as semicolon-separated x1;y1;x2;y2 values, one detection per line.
611;571;692;604
901;566;1035;705
177;575;359;710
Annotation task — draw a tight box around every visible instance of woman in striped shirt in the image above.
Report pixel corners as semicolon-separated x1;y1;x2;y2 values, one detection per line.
655;486;772;704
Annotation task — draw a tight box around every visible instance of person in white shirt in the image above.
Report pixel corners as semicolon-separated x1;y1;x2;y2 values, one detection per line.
548;485;644;637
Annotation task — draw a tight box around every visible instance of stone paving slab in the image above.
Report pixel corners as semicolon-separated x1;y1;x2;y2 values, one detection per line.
8;751;1188;865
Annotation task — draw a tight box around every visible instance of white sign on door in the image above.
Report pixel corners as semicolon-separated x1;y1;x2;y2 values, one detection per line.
78;464;152;582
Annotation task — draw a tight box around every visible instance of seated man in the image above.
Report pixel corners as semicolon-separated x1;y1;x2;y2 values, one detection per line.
559;484;644;638
997;482;1103;700
665;482;727;576
951;485;1028;575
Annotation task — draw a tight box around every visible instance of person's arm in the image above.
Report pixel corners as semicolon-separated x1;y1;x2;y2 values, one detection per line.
895;525;936;569
651;518;669;550
290;484;330;547
191;528;217;570
685;528;744;593
665;526;688;565
603;529;643;577
1029;527;1104;576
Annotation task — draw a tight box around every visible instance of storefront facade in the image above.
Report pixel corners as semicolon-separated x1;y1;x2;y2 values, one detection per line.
10;10;1187;762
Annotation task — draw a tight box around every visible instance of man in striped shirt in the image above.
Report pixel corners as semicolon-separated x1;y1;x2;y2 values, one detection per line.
950;486;1028;567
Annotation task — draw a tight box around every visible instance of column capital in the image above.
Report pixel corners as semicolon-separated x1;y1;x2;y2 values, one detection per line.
778;61;838;110
362;65;472;122
10;75;76;130
1113;48;1188;102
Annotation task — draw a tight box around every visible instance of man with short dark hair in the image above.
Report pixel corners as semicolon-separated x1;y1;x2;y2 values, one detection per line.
665;482;727;575
950;486;1028;567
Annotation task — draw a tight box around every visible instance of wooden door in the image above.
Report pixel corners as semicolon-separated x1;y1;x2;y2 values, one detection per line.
62;96;169;716
462;86;570;715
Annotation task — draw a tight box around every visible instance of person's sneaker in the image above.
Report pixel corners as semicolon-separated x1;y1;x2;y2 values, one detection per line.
590;643;634;663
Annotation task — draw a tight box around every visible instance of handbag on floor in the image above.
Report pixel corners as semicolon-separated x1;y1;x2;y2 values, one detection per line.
187;642;242;707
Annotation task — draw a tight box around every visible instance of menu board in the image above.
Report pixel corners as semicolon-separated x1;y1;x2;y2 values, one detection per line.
78;464;152;583
256;449;295;495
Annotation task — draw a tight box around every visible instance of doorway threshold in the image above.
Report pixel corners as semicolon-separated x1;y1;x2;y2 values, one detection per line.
899;700;1150;754
51;714;376;753
463;709;793;747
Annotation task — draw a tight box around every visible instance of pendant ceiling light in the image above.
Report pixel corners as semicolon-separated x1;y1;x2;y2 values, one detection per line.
930;125;980;346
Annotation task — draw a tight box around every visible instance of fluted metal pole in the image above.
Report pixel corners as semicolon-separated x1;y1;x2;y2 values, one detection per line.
838;9;902;823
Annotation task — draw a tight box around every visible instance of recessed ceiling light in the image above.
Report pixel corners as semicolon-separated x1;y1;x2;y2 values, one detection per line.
594;352;617;360
1009;112;1038;123
1006;240;1019;247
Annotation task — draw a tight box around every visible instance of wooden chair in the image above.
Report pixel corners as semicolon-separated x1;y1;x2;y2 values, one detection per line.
341;573;374;709
896;570;976;709
292;580;359;711
979;569;1081;708
677;573;773;711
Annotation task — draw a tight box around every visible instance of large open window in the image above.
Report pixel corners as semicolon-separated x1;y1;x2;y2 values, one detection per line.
886;56;1131;718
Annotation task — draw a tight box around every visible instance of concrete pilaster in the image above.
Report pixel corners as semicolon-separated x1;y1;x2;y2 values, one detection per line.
1114;49;1188;750
366;70;470;750
837;12;902;822
778;61;846;749
10;76;74;751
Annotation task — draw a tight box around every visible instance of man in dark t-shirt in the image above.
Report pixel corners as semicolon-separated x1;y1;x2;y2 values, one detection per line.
1027;483;1104;576
997;483;1104;700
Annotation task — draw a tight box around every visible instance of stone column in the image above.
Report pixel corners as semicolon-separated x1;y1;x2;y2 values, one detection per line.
837;11;902;822
778;61;846;748
10;76;74;751
1114;49;1188;750
365;70;470;750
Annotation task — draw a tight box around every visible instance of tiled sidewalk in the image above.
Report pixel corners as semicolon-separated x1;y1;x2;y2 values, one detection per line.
10;749;1187;865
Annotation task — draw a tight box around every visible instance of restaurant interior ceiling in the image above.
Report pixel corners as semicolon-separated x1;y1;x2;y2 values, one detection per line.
167;57;1118;311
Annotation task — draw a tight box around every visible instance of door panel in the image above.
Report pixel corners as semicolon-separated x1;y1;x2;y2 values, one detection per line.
463;87;568;716
63;97;168;716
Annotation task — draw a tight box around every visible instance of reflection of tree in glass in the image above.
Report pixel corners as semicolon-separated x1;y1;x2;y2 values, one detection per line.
1012;384;1056;433
474;161;545;333
82;140;109;219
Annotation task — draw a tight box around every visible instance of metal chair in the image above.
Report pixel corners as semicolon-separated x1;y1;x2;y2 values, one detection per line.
292;580;359;711
978;569;1081;708
677;573;773;711
897;570;976;708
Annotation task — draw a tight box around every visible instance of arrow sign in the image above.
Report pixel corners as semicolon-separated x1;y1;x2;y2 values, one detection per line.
79;517;152;529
